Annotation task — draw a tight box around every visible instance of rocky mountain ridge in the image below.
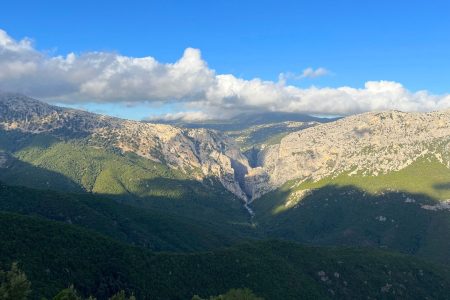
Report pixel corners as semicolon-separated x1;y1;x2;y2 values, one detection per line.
0;93;252;201
3;93;450;205
252;110;450;199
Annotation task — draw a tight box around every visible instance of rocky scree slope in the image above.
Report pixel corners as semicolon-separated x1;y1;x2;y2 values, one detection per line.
0;93;252;201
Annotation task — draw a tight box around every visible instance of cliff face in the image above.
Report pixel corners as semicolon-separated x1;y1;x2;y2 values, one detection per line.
3;92;450;204
251;110;450;198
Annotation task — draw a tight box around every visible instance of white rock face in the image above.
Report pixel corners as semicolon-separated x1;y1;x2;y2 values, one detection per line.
4;93;450;204
251;110;450;197
0;93;252;201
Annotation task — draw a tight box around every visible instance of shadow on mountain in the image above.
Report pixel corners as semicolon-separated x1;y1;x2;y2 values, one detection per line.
0;181;250;252
100;176;254;232
256;184;450;265
0;148;256;230
433;182;450;190
0;145;256;248
0;161;254;236
0;128;253;226
0;130;61;152
0;151;83;192
230;158;253;198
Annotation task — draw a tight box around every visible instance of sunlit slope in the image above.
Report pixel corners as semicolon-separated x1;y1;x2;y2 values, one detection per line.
303;156;450;200
253;157;450;264
0;132;249;224
256;156;450;215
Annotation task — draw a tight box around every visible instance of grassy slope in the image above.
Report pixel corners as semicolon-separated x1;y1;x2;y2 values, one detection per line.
302;156;450;200
255;156;450;217
1;212;450;300
0;131;249;225
0;183;250;252
253;157;450;264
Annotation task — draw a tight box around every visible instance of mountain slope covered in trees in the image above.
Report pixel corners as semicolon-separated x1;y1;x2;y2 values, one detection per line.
0;182;251;252
1;212;450;300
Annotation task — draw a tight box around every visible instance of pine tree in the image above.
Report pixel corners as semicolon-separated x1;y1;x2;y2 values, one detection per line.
52;285;82;300
108;290;136;300
192;288;264;300
0;262;32;300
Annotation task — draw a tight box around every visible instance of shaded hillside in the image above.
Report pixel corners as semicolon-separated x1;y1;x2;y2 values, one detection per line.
254;183;450;265
0;182;251;252
1;212;449;300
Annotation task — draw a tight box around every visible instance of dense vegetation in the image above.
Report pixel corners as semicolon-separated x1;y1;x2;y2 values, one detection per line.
253;159;450;265
0;266;259;300
0;130;250;227
4;131;450;263
192;288;263;300
1;212;450;299
0;262;31;300
0;265;135;300
0;183;251;252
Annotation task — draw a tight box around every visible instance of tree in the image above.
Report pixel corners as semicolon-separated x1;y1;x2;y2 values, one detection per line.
0;262;32;300
192;288;264;300
109;290;136;300
52;285;82;300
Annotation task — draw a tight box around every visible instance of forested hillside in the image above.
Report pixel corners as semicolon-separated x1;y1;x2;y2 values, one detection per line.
2;212;450;299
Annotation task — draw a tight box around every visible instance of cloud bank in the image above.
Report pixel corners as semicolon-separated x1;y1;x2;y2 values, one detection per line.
1;29;450;120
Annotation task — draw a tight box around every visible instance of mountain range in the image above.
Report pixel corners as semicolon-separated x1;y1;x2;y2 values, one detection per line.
2;92;450;298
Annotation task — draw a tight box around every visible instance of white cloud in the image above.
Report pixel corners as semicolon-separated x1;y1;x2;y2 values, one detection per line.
1;29;450;120
278;67;330;83
301;67;330;78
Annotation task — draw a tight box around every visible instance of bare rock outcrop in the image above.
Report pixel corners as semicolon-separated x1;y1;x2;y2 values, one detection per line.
251;110;450;197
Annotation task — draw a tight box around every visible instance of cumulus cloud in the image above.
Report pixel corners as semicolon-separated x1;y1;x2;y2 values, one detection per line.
1;29;450;120
0;29;214;102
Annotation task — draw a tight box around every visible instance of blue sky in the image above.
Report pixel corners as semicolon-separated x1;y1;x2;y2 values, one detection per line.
1;0;449;120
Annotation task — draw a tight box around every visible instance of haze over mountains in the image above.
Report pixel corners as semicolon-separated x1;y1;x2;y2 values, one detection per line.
3;92;450;298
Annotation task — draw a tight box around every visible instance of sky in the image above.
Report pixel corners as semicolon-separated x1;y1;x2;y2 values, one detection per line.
1;0;450;120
